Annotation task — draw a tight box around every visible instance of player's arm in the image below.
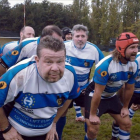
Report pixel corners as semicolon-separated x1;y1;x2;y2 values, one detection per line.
123;83;134;108
120;83;134;118
0;58;7;76
54;99;72;123
46;100;72;140
0;107;23;140
89;83;105;124
0;107;9;132
117;84;125;103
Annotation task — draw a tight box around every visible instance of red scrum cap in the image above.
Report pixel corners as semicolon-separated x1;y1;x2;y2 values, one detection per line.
116;32;139;57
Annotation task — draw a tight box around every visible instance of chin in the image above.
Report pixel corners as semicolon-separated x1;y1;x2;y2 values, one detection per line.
129;58;135;62
77;45;84;49
130;57;136;61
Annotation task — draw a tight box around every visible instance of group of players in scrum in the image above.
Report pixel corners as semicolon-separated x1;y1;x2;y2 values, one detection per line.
0;24;139;140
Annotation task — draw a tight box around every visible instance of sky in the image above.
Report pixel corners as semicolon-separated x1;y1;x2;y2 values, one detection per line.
9;0;91;7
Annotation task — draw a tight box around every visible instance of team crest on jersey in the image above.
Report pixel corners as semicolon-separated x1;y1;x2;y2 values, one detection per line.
0;81;7;89
101;71;107;77
21;94;35;108
57;98;63;106
84;61;89;67
65;57;71;63
129;67;133;72
110;74;117;81
128;74;131;79
57;95;64;106
12;50;19;55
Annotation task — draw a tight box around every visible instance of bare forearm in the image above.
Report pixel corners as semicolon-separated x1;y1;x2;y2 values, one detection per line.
90;93;101;116
0;65;6;76
123;86;134;108
53;100;72;123
0;107;9;130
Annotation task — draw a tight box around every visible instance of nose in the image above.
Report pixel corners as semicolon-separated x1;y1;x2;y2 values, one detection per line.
51;63;59;71
79;36;82;40
134;46;138;53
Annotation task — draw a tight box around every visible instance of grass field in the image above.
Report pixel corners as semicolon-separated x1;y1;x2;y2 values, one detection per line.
62;51;140;140
62;109;140;140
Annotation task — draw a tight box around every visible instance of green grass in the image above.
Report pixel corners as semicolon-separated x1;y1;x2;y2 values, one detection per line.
62;51;140;140
63;109;140;140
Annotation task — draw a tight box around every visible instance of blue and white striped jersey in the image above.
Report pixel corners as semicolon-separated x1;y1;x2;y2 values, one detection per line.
2;37;40;68
1;41;19;55
65;40;104;89
134;52;140;94
93;54;138;99
0;56;80;136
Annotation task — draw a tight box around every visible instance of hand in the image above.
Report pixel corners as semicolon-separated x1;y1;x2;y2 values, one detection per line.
46;123;58;140
89;115;101;125
121;107;129;118
3;127;23;140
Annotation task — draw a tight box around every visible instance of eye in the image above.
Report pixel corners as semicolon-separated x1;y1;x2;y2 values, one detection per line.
81;35;85;38
57;60;62;63
46;61;52;64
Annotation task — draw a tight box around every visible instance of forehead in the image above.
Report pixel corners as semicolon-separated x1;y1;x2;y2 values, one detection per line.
40;48;65;58
73;30;87;36
66;33;72;35
127;43;139;48
24;27;34;33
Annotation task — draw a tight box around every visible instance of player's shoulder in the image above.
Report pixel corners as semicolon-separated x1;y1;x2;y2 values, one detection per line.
86;41;101;51
21;37;39;45
136;52;140;59
64;40;72;46
19;37;39;49
96;54;113;67
8;55;36;71
65;62;76;74
3;41;18;47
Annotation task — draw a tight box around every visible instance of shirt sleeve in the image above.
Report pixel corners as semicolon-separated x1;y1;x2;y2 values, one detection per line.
94;45;104;64
65;65;80;99
127;60;138;84
0;70;16;107
1;40;35;68
93;61;109;85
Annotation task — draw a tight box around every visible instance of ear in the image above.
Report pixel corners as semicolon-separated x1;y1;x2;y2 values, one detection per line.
35;55;39;68
20;32;23;39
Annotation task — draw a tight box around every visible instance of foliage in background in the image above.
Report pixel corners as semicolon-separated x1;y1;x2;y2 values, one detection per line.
0;0;140;49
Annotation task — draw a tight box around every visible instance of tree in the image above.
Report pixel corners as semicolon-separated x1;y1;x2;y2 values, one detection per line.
0;0;11;30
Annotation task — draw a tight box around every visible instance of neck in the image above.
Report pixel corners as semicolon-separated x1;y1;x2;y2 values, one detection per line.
119;56;128;64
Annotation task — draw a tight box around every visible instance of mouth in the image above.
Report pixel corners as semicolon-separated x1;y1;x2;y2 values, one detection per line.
131;55;136;58
131;53;137;56
50;74;58;77
78;41;83;45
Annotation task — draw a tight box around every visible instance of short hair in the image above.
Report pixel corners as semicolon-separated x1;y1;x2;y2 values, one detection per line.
41;25;62;38
20;26;33;33
72;24;89;36
37;35;66;58
20;26;25;33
